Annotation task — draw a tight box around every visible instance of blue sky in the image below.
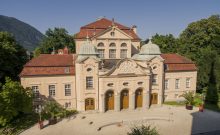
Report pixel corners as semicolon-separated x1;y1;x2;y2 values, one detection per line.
1;0;220;39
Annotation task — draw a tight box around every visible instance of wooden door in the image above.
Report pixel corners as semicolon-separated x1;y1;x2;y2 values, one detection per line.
135;89;143;108
121;90;129;109
105;91;114;111
151;93;158;104
85;98;95;110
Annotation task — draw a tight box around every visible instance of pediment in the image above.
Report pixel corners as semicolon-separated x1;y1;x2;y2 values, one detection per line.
94;27;132;39
101;59;149;76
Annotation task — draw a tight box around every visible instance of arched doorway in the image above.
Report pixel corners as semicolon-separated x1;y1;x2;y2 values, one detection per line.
105;91;114;111
151;93;158;105
120;89;129;110
85;98;95;110
135;89;143;108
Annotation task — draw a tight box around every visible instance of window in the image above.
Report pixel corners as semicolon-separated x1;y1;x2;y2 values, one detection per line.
97;42;104;47
65;102;71;108
109;49;116;58
32;86;39;98
65;84;71;96
107;83;114;87
121;43;127;47
175;79;180;89
138;82;143;85
165;79;169;90
86;77;93;89
186;78;191;88
110;32;115;37
49;85;55;97
64;67;70;74
120;49;127;58
87;68;92;72
123;82;129;86
97;49;105;58
109;43;116;47
152;74;157;85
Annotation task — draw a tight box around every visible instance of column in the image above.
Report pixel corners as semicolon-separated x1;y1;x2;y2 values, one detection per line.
115;93;120;111
100;94;105;113
143;91;150;109
129;92;135;110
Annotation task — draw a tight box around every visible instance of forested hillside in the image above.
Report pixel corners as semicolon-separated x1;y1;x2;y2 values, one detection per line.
0;15;44;51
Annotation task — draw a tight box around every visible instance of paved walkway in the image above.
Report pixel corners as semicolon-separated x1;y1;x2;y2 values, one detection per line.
20;106;220;135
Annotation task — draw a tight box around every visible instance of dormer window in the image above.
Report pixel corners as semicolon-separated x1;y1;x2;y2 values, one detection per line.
65;67;70;74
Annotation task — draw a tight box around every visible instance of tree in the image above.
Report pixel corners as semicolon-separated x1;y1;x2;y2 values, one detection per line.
128;125;160;135
0;77;32;126
0;32;28;85
152;34;178;53
36;28;75;55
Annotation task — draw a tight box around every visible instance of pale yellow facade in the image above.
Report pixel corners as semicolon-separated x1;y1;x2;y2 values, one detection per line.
20;19;197;112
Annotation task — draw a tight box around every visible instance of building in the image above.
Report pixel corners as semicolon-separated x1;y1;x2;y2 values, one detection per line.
20;18;197;112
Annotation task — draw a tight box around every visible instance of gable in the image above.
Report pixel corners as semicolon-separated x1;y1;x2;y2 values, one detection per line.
102;59;148;76
93;27;133;40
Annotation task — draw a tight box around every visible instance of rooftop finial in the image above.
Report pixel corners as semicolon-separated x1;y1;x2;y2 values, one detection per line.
112;18;115;26
148;35;152;44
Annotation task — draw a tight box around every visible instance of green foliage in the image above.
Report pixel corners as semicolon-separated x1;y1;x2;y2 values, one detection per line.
128;125;160;135
0;77;33;126
0;15;44;51
151;15;220;104
194;94;204;106
36;28;75;54
152;34;178;53
0;32;28;84
180;91;195;105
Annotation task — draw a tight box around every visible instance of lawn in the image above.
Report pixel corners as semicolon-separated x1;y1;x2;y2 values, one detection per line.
163;101;185;106
0;113;38;135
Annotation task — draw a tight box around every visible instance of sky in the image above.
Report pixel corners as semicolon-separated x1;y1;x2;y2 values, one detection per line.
1;0;220;39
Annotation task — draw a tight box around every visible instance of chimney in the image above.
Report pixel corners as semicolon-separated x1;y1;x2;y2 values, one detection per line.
132;25;137;34
63;46;69;54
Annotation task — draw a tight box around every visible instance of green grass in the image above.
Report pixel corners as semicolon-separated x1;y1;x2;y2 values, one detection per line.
0;113;38;135
163;101;185;106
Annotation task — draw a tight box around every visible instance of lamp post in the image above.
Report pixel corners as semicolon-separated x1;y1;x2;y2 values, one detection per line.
35;105;43;129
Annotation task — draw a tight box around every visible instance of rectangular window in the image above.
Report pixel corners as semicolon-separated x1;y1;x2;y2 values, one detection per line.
120;49;127;58
65;102;71;108
32;86;39;98
98;49;105;58
109;49;116;58
86;77;93;89
175;79;180;89
165;79;169;90
152;74;157;85
186;78;190;88
49;85;55;97
65;84;71;96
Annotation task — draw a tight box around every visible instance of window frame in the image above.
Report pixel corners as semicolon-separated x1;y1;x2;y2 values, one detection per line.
65;84;71;96
152;74;158;85
175;79;180;89
120;49;127;58
32;86;40;98
97;49;105;58
186;78;191;88
49;85;56;97
109;49;116;58
86;77;93;89
165;79;169;90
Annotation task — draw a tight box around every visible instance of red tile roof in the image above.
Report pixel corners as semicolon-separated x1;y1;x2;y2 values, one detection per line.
20;54;76;77
75;18;141;41
161;54;197;72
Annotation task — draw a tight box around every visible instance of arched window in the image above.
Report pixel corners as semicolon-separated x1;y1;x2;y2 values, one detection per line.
109;43;116;47
97;42;104;47
121;43;127;47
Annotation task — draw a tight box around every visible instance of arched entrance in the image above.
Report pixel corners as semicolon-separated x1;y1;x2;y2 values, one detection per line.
105;91;114;111
151;93;158;105
120;89;129;110
135;89;143;108
85;98;95;110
